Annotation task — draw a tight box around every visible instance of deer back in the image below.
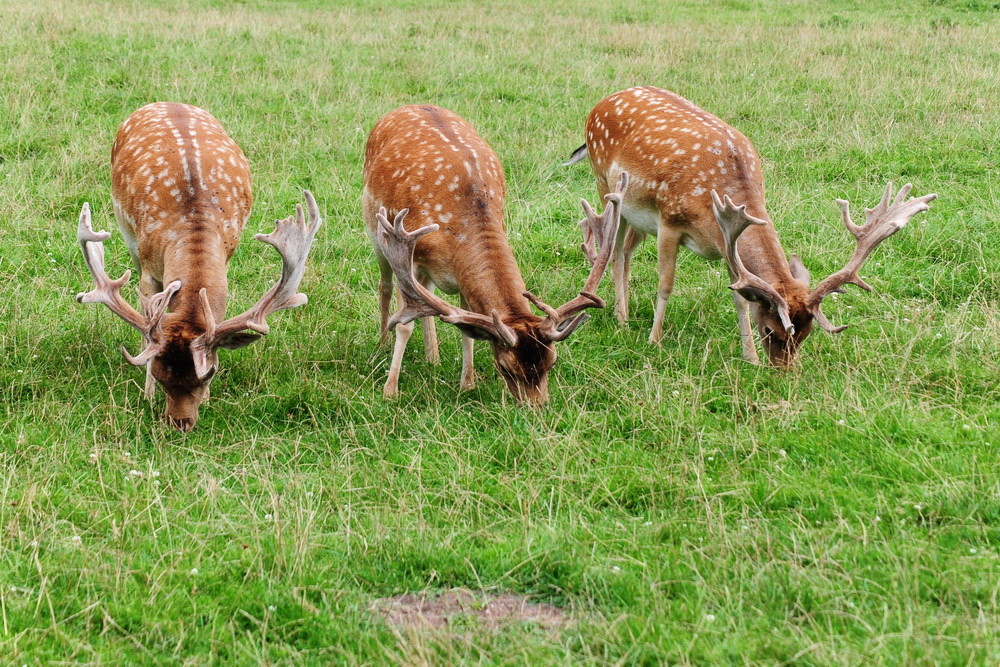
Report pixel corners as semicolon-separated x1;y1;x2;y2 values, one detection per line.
363;104;530;316
587;87;804;294
111;102;252;293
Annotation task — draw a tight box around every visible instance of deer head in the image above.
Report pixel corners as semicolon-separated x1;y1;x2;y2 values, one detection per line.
712;183;936;366
76;192;322;431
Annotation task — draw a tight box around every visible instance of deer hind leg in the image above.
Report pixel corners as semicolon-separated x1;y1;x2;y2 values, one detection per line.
612;223;645;324
732;291;761;365
418;274;439;364
459;295;475;390
384;297;414;398
377;253;394;345
649;227;681;345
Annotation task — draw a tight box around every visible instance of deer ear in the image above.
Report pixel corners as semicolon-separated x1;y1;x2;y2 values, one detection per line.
449;311;517;348
216;331;265;350
788;254;810;287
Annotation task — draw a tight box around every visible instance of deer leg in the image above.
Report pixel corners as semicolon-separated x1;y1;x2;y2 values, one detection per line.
612;223;645;324
459;334;476;391
649;227;681;345
418;274;439;364
459;295;475;390
143;363;156;400
384;297;414;398
138;273;162;401
377;254;393;345
732;291;760;365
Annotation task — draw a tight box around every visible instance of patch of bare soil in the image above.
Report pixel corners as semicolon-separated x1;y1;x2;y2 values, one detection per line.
370;589;572;631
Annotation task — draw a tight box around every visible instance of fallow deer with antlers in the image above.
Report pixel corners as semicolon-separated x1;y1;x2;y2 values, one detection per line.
364;105;626;403
76;102;321;431
567;86;936;365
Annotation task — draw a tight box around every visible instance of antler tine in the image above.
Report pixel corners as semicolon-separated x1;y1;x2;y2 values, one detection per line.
711;190;795;334
808;183;937;332
376;206;517;346
523;290;559;319
543;171;628;331
75;203;149;333
204;190;322;345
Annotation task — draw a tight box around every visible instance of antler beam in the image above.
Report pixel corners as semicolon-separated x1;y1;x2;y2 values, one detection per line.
711;189;795;334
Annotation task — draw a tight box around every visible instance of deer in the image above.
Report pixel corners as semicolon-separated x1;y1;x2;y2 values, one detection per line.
567;86;936;366
363;104;627;404
76;102;321;432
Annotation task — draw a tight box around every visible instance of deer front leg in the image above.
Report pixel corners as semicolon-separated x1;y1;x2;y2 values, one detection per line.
138;274;162;401
377;254;393;345
459;295;475;390
143;362;156;400
460;334;475;391
732;291;760;365
418;274;439;364
384;307;414;399
649;227;681;345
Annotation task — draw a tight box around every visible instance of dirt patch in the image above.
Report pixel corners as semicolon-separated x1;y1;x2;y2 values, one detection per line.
371;589;571;631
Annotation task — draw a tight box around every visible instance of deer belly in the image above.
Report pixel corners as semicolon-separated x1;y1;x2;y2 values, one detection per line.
620;201;660;235
424;268;461;295
681;235;723;260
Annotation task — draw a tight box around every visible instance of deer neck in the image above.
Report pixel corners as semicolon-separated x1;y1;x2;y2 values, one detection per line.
161;232;229;322
454;231;532;319
734;209;807;300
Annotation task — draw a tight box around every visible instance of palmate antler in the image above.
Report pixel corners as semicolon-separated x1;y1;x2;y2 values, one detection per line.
191;190;322;380
75;202;180;364
710;190;795;334
376;207;519;347
808;182;937;333
525;171;628;341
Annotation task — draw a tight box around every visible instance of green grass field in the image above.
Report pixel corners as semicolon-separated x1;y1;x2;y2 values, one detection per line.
2;0;998;662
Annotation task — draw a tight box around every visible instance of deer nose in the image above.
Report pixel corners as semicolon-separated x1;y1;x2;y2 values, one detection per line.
516;385;549;407
167;416;196;433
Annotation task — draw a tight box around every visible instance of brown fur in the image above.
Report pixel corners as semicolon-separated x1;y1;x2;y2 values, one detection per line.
110;102;253;428
363;105;560;402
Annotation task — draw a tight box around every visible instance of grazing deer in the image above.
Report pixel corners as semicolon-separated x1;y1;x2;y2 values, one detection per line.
363;105;626;404
567;86;936;365
76;102;321;432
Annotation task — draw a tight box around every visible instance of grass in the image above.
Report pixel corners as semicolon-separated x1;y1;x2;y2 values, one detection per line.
1;0;998;662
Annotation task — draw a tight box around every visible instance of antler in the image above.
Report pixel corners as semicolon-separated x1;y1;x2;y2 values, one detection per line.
711;190;795;334
193;190;322;373
76;202;180;363
376;207;518;347
76;203;148;332
807;182;937;333
529;171;628;341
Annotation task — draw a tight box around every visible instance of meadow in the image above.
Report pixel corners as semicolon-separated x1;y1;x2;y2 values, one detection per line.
1;0;998;662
